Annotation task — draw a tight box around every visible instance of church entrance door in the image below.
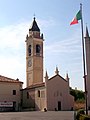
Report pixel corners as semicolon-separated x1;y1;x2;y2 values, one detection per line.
58;101;61;111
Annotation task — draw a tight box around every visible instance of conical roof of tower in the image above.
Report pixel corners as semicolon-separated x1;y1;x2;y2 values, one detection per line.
86;26;89;37
29;17;40;32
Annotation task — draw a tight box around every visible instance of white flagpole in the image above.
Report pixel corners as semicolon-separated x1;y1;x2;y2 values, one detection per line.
80;3;88;115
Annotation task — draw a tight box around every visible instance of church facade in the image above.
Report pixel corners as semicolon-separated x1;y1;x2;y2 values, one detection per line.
21;17;74;111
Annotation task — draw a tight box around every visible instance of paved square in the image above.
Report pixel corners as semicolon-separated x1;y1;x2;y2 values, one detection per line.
0;111;74;120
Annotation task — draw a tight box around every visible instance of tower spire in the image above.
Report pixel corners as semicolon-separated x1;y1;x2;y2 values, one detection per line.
86;26;89;37
45;70;49;79
66;72;69;86
33;13;36;19
29;17;40;32
66;73;69;81
55;66;59;75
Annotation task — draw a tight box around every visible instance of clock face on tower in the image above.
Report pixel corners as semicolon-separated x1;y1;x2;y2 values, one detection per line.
28;60;32;67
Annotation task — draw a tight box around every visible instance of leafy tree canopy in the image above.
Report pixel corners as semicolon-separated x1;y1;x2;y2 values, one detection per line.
70;87;85;102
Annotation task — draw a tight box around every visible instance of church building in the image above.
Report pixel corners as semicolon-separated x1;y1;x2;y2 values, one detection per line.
0;76;23;111
1;17;90;112
21;17;74;111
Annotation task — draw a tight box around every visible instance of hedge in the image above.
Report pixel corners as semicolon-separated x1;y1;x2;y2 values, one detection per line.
79;114;90;120
76;109;90;120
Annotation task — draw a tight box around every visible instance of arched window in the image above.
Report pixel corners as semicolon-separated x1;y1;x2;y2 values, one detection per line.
28;45;31;56
36;44;41;55
27;92;29;99
38;90;40;97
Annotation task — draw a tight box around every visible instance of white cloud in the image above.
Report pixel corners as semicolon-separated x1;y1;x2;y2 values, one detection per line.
45;37;82;54
0;21;30;87
0;22;28;49
0;17;84;90
38;18;56;29
0;18;57;88
43;28;84;90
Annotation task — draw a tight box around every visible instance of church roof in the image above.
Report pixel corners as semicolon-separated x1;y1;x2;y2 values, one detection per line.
23;82;45;90
48;74;67;82
29;17;40;32
0;75;23;84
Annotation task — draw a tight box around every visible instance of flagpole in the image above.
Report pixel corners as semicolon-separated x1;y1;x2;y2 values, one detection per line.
80;3;88;115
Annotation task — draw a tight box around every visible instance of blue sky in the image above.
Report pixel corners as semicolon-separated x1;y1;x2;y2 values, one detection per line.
0;0;90;90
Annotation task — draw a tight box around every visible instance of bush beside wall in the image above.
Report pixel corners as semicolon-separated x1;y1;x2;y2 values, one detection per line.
76;109;90;120
79;114;90;120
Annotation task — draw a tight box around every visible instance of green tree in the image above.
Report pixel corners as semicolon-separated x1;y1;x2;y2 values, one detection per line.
70;87;85;102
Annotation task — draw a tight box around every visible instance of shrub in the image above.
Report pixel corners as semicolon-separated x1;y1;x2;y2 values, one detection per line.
79;114;90;120
76;109;85;120
76;109;90;120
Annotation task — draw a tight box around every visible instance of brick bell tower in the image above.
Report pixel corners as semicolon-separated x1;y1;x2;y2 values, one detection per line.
25;17;44;87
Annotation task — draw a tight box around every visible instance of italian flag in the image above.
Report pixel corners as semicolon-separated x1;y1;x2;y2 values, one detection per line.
70;10;82;25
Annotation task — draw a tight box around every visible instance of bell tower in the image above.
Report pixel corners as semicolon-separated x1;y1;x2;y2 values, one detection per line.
25;17;44;87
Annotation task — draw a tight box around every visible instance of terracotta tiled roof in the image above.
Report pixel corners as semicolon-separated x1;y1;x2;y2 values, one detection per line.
24;82;45;90
0;75;23;84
